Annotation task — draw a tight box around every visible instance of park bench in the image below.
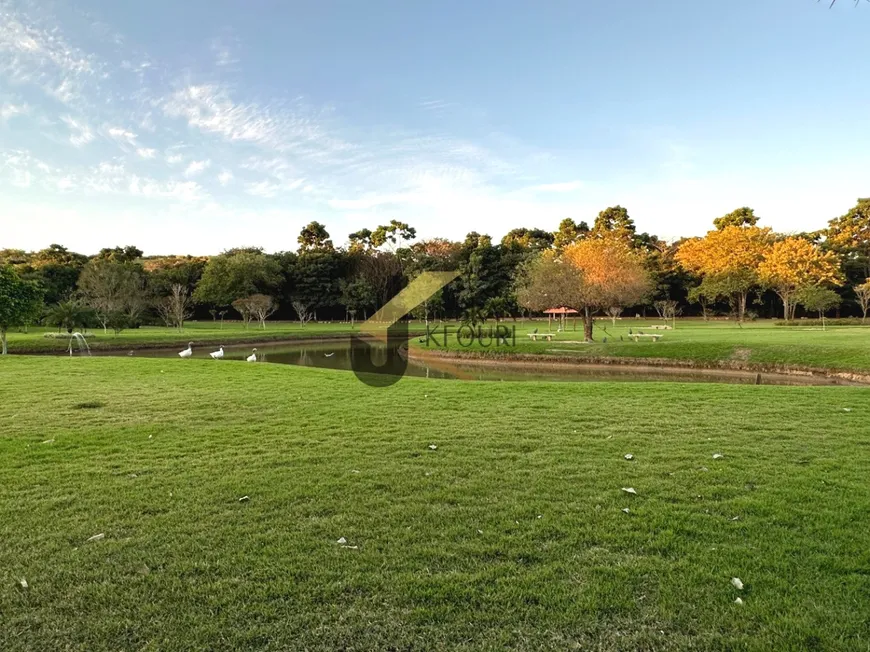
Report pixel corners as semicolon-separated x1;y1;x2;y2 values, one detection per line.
528;332;556;342
628;333;663;342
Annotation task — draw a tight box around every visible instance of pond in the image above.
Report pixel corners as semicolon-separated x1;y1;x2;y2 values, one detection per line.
110;338;858;386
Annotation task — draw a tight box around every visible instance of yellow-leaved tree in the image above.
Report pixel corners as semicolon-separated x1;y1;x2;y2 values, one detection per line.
758;237;843;321
561;237;651;341
675;225;773;322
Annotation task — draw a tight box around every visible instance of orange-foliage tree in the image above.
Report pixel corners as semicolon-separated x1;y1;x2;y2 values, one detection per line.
824;198;870;278
562;237;651;340
675;226;773;322
758;237;843;321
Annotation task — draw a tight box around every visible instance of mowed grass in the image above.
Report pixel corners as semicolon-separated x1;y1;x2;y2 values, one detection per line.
416;319;870;374
6;321;360;353
1;358;869;650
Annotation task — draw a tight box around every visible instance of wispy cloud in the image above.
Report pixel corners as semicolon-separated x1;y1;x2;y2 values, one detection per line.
184;159;210;177
106;126;138;147
61;115;94;147
0;102;28;120
136;147;156;159
217;169;233;185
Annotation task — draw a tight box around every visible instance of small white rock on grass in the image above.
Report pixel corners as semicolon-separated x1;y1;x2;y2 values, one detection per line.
621;487;638;495
843;408;852;412
622;508;630;514
734;597;744;605
18;578;28;589
624;454;634;461
238;495;250;502
713;453;725;460
731;577;744;590
336;537;347;545
86;533;105;543
428;444;437;450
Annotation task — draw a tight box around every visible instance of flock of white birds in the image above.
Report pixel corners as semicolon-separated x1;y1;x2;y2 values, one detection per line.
178;343;258;362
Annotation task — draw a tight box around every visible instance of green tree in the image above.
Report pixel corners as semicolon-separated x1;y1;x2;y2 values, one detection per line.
0;266;44;354
77;259;148;334
592;206;635;239
552;218;589;250
297;221;334;252
95;246;144;263
193;250;281;308
713;207;759;230
797;286;841;329
45;300;91;334
500;228;554;251
824;198;870;279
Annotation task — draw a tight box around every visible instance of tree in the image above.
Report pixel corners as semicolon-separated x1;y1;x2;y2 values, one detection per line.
562;237;652;340
676;226;773;322
552;218;589;250
95;246;144;263
339;277;376;321
156;284;194;329
592;206;635;238
653;299;680;328
758;237;842;321
291;299;313;326
247;294;277;329
687;282;716;321
713;207;759;230
854;279;870;323
45;300;91;334
500;228;554;251
797;286;841;330
824;198;870;279
516;252;586;316
0;266;44;354
605;306;622;326
193;251;281;308
77;259;148;334
298;221;334;252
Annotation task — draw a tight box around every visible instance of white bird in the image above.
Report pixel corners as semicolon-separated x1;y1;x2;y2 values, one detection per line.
210;346;224;360
178;342;193;358
246;348;258;363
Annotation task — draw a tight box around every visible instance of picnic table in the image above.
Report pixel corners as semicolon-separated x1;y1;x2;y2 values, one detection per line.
528;332;556;342
628;333;663;342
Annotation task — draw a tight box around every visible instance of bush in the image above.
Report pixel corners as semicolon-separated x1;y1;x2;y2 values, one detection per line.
774;318;867;327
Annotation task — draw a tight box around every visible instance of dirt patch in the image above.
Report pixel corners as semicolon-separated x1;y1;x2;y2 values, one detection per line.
731;347;752;362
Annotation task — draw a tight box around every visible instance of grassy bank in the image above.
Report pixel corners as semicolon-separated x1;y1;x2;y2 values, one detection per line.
3;321;361;353
413;319;870;374
1;357;868;650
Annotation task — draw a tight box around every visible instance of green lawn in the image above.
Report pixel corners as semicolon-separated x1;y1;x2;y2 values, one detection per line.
415;319;870;374
1;357;868;650
5;321;360;353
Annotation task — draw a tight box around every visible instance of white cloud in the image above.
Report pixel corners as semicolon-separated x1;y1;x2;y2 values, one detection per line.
0;103;28;121
218;170;233;185
60;115;94;147
136;147;157;159
166;153;183;165
106;126;138;146
184;159;210;177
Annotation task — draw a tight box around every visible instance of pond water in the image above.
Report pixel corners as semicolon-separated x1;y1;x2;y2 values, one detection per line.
114;338;857;386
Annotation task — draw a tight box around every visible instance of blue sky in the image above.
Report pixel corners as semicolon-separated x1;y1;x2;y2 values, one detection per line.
1;0;868;255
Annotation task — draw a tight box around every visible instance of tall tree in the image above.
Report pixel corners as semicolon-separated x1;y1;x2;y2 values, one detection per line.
758;237;843;321
297;221;334;252
854;280;870;323
193;250;281;308
676;226;773;322
713;207;759;230
561;237;652;341
591;206;635;240
78;259;148;334
500;228;554;251
824;198;870;279
0;266;44;354
552;218;589;250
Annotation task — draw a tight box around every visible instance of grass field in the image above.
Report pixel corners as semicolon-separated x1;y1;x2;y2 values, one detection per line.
415;319;870;374
2;356;869;650
4;321;360;353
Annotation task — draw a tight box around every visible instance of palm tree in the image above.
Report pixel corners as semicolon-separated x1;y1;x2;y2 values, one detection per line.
46;301;90;334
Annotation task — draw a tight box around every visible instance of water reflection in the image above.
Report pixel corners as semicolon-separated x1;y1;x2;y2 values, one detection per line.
126;338;855;386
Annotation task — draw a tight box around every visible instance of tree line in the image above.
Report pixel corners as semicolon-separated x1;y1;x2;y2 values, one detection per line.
1;200;869;352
